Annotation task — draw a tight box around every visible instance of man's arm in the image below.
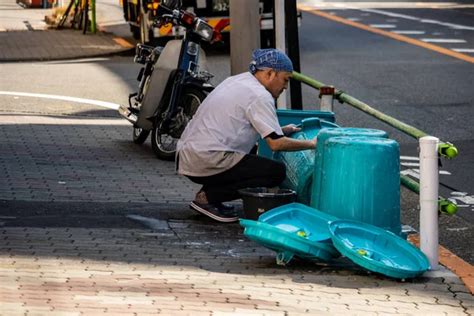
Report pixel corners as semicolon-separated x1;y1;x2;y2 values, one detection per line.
265;136;317;152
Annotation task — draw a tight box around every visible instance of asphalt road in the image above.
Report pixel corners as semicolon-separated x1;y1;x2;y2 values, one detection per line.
296;4;474;222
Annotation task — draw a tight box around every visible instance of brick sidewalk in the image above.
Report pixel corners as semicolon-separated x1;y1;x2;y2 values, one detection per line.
1;224;472;315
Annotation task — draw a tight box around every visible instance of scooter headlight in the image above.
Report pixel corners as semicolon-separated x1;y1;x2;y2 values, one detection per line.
194;19;213;42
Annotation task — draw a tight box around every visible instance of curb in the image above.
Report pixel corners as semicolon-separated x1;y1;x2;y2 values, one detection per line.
0;48;134;63
112;36;135;49
409;235;474;294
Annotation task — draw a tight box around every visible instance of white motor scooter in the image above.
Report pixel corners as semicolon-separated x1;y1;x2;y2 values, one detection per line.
118;0;218;160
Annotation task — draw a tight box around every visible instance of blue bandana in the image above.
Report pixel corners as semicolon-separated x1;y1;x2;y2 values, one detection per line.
249;49;294;74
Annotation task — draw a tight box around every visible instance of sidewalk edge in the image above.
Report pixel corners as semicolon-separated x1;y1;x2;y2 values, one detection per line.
409;234;474;294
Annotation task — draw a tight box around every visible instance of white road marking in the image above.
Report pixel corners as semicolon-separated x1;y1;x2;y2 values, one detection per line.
0;91;120;110
400;168;451;176
452;192;468;197
401;162;420;167
370;24;397;28
0;115;128;126
400;156;450;175
450;195;474;204
446;227;469;232
421;38;467;43
439;170;452;175
347;17;361;21
452;48;474;53
392;30;426;35
42;57;111;64
400;169;420;179
360;8;474;31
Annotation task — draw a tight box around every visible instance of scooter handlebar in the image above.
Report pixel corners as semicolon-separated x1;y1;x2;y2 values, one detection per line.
154;4;219;43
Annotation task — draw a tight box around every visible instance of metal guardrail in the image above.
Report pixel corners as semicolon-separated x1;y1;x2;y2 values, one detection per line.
291;72;458;159
291;71;458;215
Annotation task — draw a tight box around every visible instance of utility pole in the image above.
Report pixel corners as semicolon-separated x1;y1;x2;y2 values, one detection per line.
274;0;287;109
285;0;302;109
229;0;260;75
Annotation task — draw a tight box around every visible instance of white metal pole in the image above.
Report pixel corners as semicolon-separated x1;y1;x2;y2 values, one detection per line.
419;136;439;270
320;86;335;112
274;0;287;109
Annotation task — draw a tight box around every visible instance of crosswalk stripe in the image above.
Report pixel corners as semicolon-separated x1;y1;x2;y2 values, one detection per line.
370;24;396;28
421;38;467;43
392;30;425;35
452;48;474;53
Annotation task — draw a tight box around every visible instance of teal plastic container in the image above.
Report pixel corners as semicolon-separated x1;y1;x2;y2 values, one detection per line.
276;109;335;126
273;118;339;204
310;128;388;210
318;136;401;235
329;220;429;279
239;203;341;265
258;109;336;159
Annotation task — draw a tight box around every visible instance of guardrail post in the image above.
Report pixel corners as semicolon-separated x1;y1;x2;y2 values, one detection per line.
319;86;335;112
420;136;439;270
274;0;287;109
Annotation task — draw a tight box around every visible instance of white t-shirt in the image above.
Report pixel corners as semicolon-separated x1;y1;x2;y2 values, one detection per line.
177;72;283;177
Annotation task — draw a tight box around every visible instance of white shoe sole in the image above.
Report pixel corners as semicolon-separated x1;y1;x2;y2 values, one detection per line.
190;202;239;223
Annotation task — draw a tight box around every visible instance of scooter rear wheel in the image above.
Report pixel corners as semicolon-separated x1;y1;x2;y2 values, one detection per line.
132;126;150;144
151;87;206;161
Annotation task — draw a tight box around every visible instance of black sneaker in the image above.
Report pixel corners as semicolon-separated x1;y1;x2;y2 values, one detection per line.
214;202;235;211
190;201;239;223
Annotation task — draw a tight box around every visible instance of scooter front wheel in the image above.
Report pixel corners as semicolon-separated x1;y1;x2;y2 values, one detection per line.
151;122;178;161
132;126;150;144
151;87;206;161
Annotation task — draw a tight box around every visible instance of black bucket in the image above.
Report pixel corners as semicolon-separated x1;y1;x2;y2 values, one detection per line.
238;187;297;220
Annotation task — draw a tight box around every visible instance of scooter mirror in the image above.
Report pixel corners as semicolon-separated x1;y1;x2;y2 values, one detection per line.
161;0;181;9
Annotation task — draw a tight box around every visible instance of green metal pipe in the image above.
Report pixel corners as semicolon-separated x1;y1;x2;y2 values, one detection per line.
90;0;96;33
400;174;458;215
337;93;428;139
400;174;420;194
291;71;458;159
291;71;325;90
292;71;428;138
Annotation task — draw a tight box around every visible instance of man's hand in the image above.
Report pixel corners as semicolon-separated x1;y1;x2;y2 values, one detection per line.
282;124;301;136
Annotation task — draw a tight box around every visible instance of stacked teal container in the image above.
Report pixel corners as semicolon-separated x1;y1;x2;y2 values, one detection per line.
311;128;388;210
273;118;339;204
316;136;401;236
